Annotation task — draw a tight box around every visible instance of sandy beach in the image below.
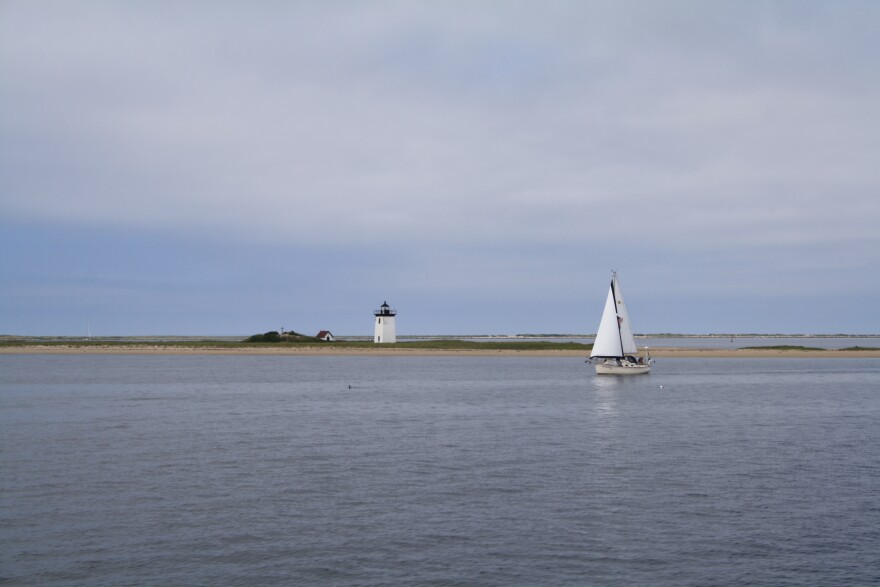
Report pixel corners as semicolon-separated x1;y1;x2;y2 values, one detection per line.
1;345;878;358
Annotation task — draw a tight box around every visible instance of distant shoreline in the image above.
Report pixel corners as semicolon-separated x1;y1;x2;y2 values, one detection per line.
2;345;878;358
3;334;878;341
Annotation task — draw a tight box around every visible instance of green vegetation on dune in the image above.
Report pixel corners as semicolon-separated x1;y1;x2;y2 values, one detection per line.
394;339;590;351
0;339;250;349
0;337;591;351
244;331;315;343
237;334;590;350
739;345;825;351
3;337;877;353
741;344;880;351
244;338;591;351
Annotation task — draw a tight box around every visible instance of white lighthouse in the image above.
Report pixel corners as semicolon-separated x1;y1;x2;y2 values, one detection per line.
373;301;397;343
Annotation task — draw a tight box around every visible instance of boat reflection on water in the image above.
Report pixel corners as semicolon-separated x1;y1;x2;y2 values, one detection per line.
593;378;619;416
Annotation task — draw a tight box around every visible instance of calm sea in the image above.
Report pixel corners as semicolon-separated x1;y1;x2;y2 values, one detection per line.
2;355;879;586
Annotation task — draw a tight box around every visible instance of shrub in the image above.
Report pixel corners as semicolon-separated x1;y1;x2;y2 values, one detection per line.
245;331;282;343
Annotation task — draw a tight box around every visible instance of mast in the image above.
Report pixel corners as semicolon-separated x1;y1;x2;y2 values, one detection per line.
611;272;625;357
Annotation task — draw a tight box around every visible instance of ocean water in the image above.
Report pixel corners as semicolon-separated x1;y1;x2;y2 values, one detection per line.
2;355;879;586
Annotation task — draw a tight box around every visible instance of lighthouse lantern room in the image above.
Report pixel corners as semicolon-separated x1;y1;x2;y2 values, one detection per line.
373;301;397;343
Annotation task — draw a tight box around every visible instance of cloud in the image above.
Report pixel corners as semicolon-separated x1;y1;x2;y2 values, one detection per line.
1;2;879;334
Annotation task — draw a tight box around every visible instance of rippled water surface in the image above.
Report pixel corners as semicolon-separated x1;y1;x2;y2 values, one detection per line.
2;355;879;586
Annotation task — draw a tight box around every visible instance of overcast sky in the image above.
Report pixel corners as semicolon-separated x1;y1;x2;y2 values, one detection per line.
2;1;878;336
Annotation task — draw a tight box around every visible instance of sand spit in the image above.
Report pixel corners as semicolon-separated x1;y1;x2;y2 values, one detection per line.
1;345;878;358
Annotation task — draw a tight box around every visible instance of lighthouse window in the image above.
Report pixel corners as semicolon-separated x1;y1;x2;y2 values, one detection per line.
378;318;382;324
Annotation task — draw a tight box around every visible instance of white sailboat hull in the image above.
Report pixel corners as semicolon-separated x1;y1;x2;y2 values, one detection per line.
594;361;651;375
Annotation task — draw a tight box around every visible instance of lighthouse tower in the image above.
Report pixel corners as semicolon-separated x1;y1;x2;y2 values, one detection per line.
373;301;397;343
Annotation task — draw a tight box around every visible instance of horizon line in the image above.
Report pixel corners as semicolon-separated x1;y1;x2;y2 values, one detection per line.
3;333;879;339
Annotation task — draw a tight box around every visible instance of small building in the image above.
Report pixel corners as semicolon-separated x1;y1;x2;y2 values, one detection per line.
316;330;335;342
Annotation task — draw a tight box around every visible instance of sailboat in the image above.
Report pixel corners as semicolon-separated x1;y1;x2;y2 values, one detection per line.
589;271;652;375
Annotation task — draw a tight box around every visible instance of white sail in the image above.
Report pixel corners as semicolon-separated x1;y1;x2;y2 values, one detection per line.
591;285;623;357
590;271;639;358
612;273;639;355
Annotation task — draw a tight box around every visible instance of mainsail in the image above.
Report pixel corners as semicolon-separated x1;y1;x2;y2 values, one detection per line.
590;272;639;358
613;273;638;355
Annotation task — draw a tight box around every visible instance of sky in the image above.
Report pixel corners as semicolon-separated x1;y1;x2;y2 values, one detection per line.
2;1;879;336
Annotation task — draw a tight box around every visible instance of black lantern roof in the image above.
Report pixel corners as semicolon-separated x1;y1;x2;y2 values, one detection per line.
374;301;397;316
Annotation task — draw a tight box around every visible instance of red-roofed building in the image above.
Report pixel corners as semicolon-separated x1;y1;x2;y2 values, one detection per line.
316;330;335;341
